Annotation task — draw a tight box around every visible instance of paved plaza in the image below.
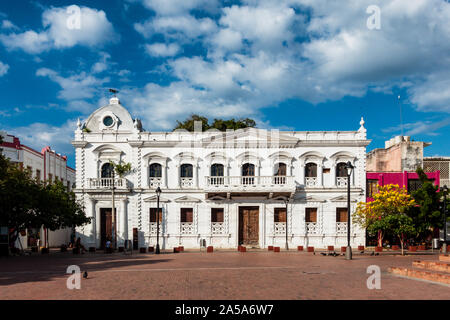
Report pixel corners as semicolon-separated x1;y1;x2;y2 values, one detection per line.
0;250;449;300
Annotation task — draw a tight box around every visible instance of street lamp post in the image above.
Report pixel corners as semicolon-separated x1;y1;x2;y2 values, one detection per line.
441;185;448;254
155;187;162;254
345;161;354;260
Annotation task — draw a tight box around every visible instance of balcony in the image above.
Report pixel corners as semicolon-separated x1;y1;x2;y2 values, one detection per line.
336;177;348;188
336;222;347;234
88;178;129;190
305;177;318;187
149;177;162;188
205;175;295;193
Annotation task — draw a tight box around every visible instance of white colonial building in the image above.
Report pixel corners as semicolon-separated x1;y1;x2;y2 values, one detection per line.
73;97;371;250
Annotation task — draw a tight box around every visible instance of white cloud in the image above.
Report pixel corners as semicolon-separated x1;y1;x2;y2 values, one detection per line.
1;20;18;30
6;119;77;157
91;52;111;74
0;61;9;76
145;42;180;57
36;67;109;104
135;15;217;41
0;6;117;54
382;118;450;136
134;0;219;15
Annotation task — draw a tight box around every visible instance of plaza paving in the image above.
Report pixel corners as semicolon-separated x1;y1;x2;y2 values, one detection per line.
0;249;449;300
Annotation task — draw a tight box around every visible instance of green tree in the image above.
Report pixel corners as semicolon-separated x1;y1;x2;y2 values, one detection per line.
109;160;132;178
370;214;416;255
407;167;443;242
173;115;257;132
0;151;90;250
173;114;210;132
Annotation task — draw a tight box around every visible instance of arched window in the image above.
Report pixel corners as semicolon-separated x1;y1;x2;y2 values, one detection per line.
242;163;255;176
336;162;348;177
274;163;286;176
101;163;113;178
180;164;193;178
211;163;224;176
149;163;162;178
305;163;317;177
242;163;255;185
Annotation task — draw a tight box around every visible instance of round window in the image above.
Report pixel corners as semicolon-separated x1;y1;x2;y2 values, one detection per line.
103;116;114;127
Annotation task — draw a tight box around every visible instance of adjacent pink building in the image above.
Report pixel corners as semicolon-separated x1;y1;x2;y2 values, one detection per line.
366;135;440;201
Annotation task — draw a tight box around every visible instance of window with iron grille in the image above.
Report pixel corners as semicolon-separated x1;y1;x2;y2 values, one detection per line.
305;208;317;222
180;164;193;177
211;208;224;222
180;208;193;222
366;179;379;198
408;179;423;193
336;208;348;222
150;208;162;222
149;163;162;177
274;208;287;222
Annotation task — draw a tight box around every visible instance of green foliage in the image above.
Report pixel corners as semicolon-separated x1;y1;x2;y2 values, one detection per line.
173;114;257;132
109;161;132;178
406;167;444;240
0;152;90;248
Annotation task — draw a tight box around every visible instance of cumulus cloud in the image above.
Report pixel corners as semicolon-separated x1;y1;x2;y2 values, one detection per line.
36;67;109;112
0;6;117;54
127;0;450;132
0;61;9;76
5;119;78;157
145;43;180;57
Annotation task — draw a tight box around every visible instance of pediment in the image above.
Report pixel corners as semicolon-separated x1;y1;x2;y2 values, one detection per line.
174;195;202;203
143;195;170;203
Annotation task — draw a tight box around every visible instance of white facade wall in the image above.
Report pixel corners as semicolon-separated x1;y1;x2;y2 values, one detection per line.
73;98;371;250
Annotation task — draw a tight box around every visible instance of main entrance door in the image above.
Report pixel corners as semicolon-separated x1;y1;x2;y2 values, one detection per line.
239;206;259;246
100;208;116;249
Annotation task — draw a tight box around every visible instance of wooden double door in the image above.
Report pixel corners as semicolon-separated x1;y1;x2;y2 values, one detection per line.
100;208;116;249
239;207;259;246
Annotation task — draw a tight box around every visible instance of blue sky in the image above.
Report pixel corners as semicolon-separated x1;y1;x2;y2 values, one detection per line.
0;0;449;168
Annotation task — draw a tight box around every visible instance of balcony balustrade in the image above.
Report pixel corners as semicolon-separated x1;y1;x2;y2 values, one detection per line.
336;177;348;188
88;178;128;189
181;177;194;188
149;177;162;188
336;222;347;234
180;222;194;234
205;175;294;192
211;222;225;234
305;177;318;187
274;222;286;235
306;222;318;234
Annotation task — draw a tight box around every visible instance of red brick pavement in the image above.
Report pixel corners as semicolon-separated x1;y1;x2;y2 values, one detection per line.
0;250;448;300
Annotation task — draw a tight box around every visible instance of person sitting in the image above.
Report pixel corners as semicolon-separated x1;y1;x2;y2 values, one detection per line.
75;237;87;254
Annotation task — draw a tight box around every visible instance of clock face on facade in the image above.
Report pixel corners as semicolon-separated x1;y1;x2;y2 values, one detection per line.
103;116;114;127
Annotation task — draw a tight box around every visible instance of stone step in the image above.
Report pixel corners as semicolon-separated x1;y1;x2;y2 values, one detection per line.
412;260;450;273
388;267;450;285
439;254;450;263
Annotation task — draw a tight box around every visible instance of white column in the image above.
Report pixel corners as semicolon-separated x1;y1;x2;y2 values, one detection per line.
330;162;336;187
176;164;181;188
163;164;168;188
95;203;101;248
318;164;323;187
121;198;128;245
299;163;305;186
89;198;97;247
193;163;198;188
